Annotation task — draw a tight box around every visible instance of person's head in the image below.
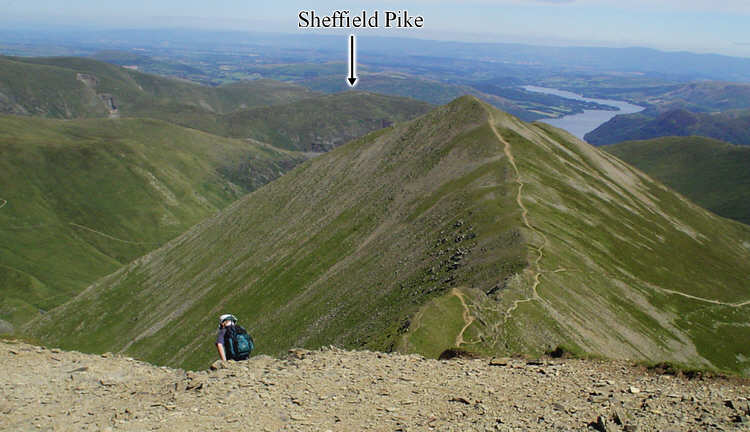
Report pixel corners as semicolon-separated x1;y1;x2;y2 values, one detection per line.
218;314;237;328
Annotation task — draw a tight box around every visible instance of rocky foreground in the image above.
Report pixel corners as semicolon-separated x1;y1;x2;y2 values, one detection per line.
1;341;749;431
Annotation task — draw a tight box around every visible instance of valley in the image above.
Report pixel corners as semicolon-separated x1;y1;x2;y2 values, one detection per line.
523;86;644;139
0;115;305;330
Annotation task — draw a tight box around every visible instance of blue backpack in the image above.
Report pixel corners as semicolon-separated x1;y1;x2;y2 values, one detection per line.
224;325;254;360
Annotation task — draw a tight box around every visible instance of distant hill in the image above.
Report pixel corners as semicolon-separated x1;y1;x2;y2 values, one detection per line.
585;109;750;146
0;56;321;119
119;91;433;153
216;92;433;152
0;115;304;332
28;98;750;375
299;72;534;121
604;136;750;225
643;82;750;113
0;56;433;153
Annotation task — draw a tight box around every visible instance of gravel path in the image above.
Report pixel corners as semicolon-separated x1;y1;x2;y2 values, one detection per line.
1;341;748;431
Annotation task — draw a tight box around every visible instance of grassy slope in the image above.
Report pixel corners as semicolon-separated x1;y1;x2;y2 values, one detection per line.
0;56;321;119
603;136;750;225
485;121;750;375
0;115;304;330
0;57;108;117
585;109;750;146
216;92;433;152
27;98;750;375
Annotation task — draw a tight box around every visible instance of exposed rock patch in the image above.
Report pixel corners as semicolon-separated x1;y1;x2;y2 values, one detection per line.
76;73;99;88
75;73;118;117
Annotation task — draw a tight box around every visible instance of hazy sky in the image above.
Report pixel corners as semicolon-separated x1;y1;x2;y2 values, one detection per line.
2;0;749;57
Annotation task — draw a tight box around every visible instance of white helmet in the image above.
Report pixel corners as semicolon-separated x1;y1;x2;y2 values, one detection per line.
219;314;237;325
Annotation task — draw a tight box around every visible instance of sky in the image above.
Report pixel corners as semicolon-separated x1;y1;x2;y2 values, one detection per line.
2;0;749;57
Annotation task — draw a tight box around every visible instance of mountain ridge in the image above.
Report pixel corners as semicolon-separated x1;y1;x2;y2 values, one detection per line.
28;97;750;374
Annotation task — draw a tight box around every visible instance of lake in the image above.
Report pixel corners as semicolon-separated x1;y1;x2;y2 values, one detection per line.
523;85;644;140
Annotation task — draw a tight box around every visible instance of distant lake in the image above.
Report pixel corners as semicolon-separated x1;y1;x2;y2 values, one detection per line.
523;85;644;140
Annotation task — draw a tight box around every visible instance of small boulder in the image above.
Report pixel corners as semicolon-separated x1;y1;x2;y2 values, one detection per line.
489;357;510;366
210;360;227;371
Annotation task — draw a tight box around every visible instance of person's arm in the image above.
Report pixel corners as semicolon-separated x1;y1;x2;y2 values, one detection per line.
216;327;228;361
216;342;227;361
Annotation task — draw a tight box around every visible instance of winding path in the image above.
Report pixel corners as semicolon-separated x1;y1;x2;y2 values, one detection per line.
68;223;159;245
487;113;547;320
487;114;750;315
452;288;475;347
655;287;750;308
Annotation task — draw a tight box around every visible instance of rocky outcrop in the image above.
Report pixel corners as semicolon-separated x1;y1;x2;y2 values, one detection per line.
75;73;118;117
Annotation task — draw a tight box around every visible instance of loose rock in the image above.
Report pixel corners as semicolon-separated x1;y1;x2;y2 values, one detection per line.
1;341;748;431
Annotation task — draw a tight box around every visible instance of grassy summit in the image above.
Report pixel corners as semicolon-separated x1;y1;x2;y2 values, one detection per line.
28;97;750;375
0;115;304;331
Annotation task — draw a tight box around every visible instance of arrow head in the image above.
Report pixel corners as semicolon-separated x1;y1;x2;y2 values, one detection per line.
347;77;358;87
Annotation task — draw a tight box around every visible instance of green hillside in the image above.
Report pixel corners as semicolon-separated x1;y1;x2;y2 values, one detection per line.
604;136;750;225
585;109;750;146
216;92;433;152
0;56;321;120
0;115;304;332
0;56;433;153
0;57;109;118
28;98;750;375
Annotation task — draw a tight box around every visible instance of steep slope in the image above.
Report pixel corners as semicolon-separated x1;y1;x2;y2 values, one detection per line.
0;56;321;119
0;115;304;332
585;109;750;146
28;97;750;375
215;92;433;152
604;136;750;225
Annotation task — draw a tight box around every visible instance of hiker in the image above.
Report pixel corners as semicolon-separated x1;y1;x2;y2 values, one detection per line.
216;314;254;361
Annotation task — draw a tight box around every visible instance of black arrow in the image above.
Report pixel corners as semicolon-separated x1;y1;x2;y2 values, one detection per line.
347;34;358;87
